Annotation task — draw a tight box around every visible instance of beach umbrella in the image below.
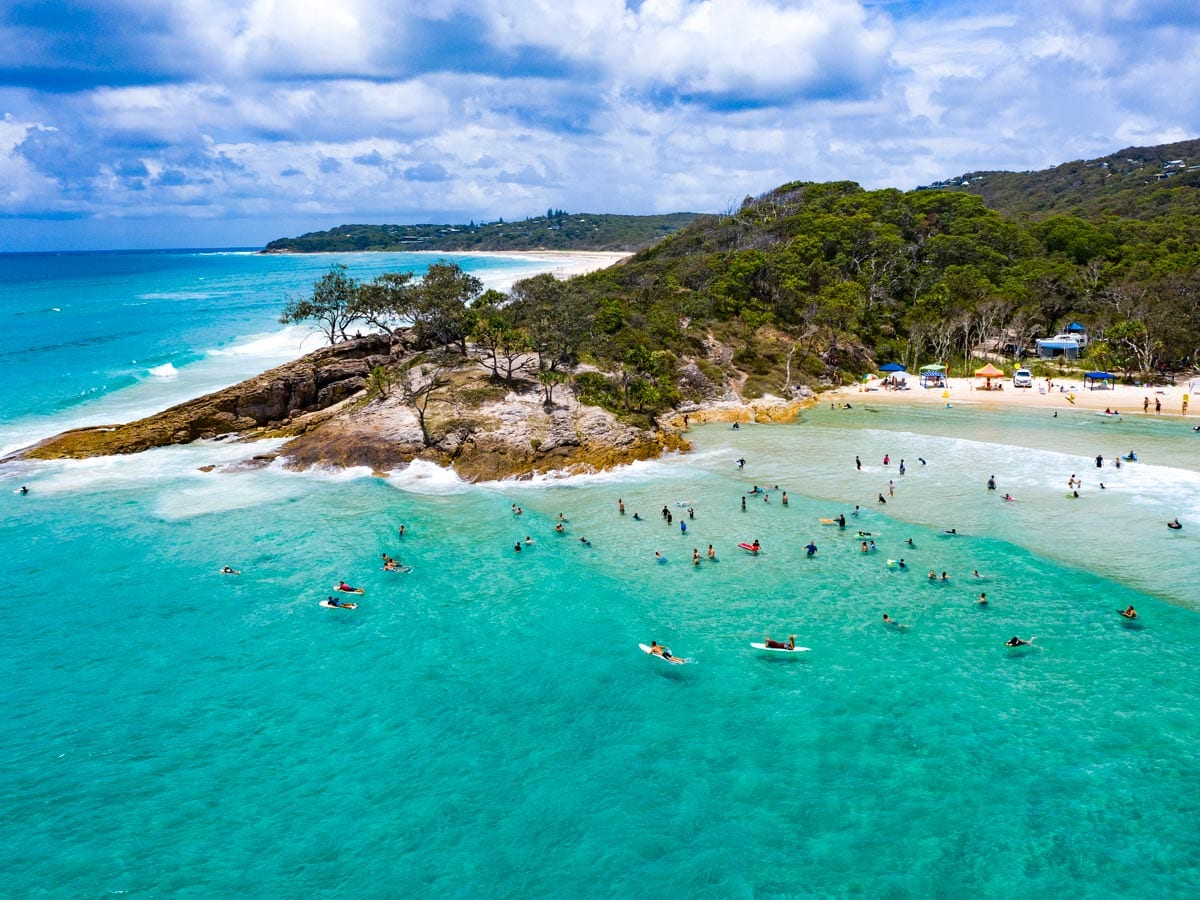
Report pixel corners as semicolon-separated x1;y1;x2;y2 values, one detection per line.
879;362;906;372
861;373;878;382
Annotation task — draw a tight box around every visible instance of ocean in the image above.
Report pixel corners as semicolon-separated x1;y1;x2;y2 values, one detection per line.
2;251;1199;896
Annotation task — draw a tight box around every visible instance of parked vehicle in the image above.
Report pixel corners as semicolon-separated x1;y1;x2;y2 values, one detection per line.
1013;368;1033;388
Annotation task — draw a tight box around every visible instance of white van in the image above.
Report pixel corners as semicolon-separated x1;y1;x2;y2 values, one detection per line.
1013;368;1033;388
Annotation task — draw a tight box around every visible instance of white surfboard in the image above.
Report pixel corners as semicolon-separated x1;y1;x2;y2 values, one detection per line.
320;599;357;609
750;642;811;653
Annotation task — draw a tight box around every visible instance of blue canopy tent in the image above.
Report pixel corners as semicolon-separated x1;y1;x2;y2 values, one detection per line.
1084;371;1115;390
1066;322;1087;334
879;362;906;372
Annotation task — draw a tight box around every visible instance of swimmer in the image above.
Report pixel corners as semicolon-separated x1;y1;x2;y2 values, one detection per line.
692;548;700;566
707;544;715;560
514;542;522;553
680;521;687;534
732;422;740;430
868;540;875;551
883;454;890;465
741;496;747;511
878;493;887;504
1005;636;1030;647
1119;606;1138;619
1004;493;1015;501
555;522;565;533
1072;490;1079;498
941;572;949;581
855;455;862;471
1099;483;1106;490
662;505;670;519
861;541;870;553
943;528;957;535
688;507;695;519
783;493;790;506
398;524;406;538
852;505;860;517
619;498;625;514
19;486;28;495
978;592;987;605
899;460;906;476
987;475;996;490
972;570;982;578
882;613;901;628
579;536;592;547
524;536;534;545
1168;517;1182;530
905;538;914;547
918;458;927;465
928;570;937;580
220;566;240;575
857;530;872;537
632;513;642;521
655;550;663;561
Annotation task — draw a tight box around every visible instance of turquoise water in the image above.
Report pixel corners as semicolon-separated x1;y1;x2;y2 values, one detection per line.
3;253;1200;896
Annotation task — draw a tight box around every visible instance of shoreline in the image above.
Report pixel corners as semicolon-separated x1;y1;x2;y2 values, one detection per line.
827;374;1196;418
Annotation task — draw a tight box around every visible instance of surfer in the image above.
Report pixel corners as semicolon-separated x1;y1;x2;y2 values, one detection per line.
905;538;915;547
882;614;901;628
752;539;761;552
220;566;240;575
805;541;817;557
736;458;746;469
837;513;845;528
631;513;642;522
19;485;28;495
648;641;678;661
326;595;341;608
943;528;957;535
1004;493;1015;501
1119;606;1138;619
878;493;887;504
764;635;796;650
337;581;360;593
855;455;862;471
579;536;592;547
1168;518;1182;530
1005;636;1030;647
896;558;907;569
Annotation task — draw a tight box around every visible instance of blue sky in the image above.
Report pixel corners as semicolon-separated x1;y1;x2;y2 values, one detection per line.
1;0;1197;251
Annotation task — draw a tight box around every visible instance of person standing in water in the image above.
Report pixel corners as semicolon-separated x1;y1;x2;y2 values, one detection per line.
618;498;625;515
856;456;862;471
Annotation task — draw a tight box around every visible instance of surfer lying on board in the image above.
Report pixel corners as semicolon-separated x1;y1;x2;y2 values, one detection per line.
336;581;360;593
764;635;796;650
326;595;342;608
648;641;682;662
1168;518;1182;530
1005;636;1031;647
1119;606;1138;619
220;566;240;575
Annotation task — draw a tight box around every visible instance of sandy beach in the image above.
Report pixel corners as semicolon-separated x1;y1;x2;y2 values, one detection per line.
829;373;1198;418
410;249;631;291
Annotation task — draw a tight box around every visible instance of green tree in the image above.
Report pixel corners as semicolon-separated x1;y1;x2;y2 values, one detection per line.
279;264;362;344
353;271;417;338
411;262;483;352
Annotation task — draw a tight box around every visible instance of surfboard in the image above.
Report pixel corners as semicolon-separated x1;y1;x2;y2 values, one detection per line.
334;586;365;594
886;559;907;568
738;542;760;553
382;565;414;573
639;643;687;664
750;642;811;653
819;518;837;524
320;600;357;609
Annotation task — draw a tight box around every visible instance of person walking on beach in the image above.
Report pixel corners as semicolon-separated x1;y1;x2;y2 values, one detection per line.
1155;397;1161;413
1144;396;1150;413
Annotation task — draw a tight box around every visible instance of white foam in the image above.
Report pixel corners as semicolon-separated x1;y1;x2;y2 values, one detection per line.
147;363;179;380
382;459;471;495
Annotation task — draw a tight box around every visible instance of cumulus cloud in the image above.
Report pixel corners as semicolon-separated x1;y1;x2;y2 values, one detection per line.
0;1;1198;248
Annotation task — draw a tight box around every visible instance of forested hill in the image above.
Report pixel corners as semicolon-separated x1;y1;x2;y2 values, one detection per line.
920;138;1200;221
262;212;699;253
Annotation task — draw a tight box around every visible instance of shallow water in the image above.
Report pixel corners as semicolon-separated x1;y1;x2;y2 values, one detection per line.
3;253;1199;896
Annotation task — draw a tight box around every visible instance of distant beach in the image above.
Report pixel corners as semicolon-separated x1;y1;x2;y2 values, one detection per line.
406;249;631;291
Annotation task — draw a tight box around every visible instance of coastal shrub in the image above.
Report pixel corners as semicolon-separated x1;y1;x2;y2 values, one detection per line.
458;384;507;406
